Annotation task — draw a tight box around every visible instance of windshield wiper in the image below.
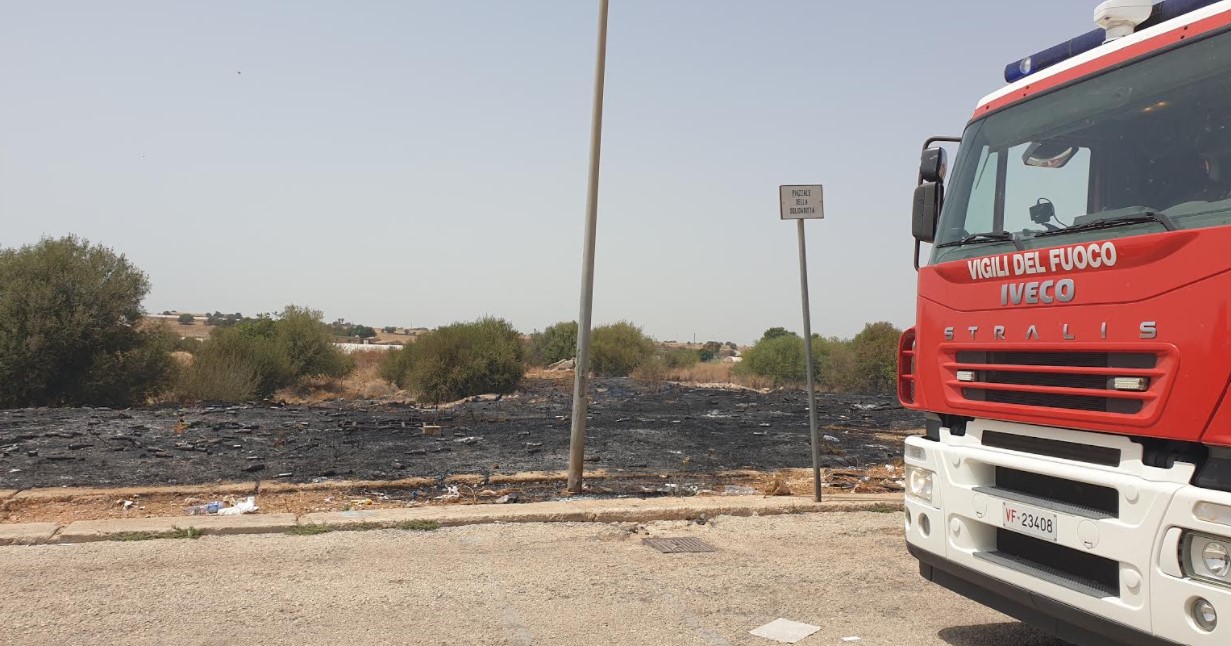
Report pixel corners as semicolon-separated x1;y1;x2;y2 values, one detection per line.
935;231;1023;250
1029;211;1177;239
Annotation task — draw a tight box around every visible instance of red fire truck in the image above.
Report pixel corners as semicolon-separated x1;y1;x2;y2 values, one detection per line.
902;1;1231;644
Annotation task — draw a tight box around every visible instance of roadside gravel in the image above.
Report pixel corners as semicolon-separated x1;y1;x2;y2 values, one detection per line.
1;511;1048;645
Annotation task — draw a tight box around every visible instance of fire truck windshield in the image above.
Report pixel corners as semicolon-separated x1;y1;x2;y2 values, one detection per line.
932;29;1231;264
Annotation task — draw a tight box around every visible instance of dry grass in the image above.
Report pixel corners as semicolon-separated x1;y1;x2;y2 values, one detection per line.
276;350;407;404
544;359;774;391
654;362;775;390
524;367;575;382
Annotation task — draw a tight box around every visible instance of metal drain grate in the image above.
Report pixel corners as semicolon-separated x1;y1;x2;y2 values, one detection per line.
642;537;716;553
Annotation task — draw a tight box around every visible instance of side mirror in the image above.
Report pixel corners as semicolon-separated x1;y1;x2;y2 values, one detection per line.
1022;141;1077;168
919;148;948;183
912;182;943;243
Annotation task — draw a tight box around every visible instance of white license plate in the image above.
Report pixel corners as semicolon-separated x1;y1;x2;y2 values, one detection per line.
1002;502;1058;542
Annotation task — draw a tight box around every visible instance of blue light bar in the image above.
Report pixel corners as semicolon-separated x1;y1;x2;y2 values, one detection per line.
1003;0;1225;83
1004;29;1103;83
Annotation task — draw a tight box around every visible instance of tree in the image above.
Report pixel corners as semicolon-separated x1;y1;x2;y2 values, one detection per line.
380;318;524;404
528;321;578;366
0;236;173;407
760;327;793;342
736;333;806;385
353;325;377;339
277;306;352;379
177;313;195;325
590;322;656;377
847;321;902;394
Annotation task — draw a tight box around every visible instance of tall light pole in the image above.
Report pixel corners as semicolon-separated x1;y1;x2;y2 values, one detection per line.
568;0;610;493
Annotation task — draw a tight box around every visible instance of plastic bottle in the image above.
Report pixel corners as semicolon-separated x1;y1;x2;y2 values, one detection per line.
185;501;223;515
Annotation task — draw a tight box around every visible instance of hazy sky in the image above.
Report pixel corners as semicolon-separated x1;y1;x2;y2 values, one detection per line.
0;1;1095;344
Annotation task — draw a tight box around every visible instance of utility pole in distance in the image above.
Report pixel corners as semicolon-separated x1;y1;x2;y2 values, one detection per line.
568;0;610;494
780;185;825;502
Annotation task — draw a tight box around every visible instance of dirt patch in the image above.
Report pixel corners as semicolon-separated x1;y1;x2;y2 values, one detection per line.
0;467;906;525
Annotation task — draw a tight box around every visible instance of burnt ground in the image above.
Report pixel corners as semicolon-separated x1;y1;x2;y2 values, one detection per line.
0;378;922;490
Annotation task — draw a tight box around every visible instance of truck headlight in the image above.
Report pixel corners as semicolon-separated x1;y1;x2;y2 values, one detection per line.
1185;532;1231;585
1204;542;1231;577
906;466;935;506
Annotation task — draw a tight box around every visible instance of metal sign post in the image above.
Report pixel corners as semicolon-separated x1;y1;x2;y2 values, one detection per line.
779;185;824;502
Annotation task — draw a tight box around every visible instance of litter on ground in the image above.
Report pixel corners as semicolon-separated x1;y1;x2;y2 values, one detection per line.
215;496;258;516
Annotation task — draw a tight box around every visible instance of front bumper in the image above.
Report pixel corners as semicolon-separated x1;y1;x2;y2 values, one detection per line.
911;543;1179;646
905;418;1231;645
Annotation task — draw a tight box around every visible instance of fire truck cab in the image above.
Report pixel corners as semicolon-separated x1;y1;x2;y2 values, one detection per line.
902;1;1231;644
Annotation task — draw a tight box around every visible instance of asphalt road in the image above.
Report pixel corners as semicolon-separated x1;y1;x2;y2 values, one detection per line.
2;512;1050;646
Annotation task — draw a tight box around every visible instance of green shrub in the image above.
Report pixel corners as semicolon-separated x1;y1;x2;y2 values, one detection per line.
378;344;413;385
735;333;807;386
590;322;655;377
631;346;701;383
737;323;902;394
699;341;723;362
381;318;524;404
845;321;901;394
173;337;204;354
630;355;669;383
189;326;291;399
662;347;701;369
278;306;353;379
175;349;262;402
0;236;175;407
528;321;577;366
177;313;194;325
176;305;352;402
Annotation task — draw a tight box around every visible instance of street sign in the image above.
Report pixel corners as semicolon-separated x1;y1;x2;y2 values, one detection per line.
779;185;824;220
780;183;823;502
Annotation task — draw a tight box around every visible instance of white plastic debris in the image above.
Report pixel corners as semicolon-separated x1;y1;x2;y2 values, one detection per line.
723;485;757;495
216;496;258;516
434;485;461;502
750;618;820;643
841;638;861;643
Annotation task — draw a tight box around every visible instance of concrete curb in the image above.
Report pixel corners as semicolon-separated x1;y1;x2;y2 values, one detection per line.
57;513;300;544
1;494;903;546
0;522;59;546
